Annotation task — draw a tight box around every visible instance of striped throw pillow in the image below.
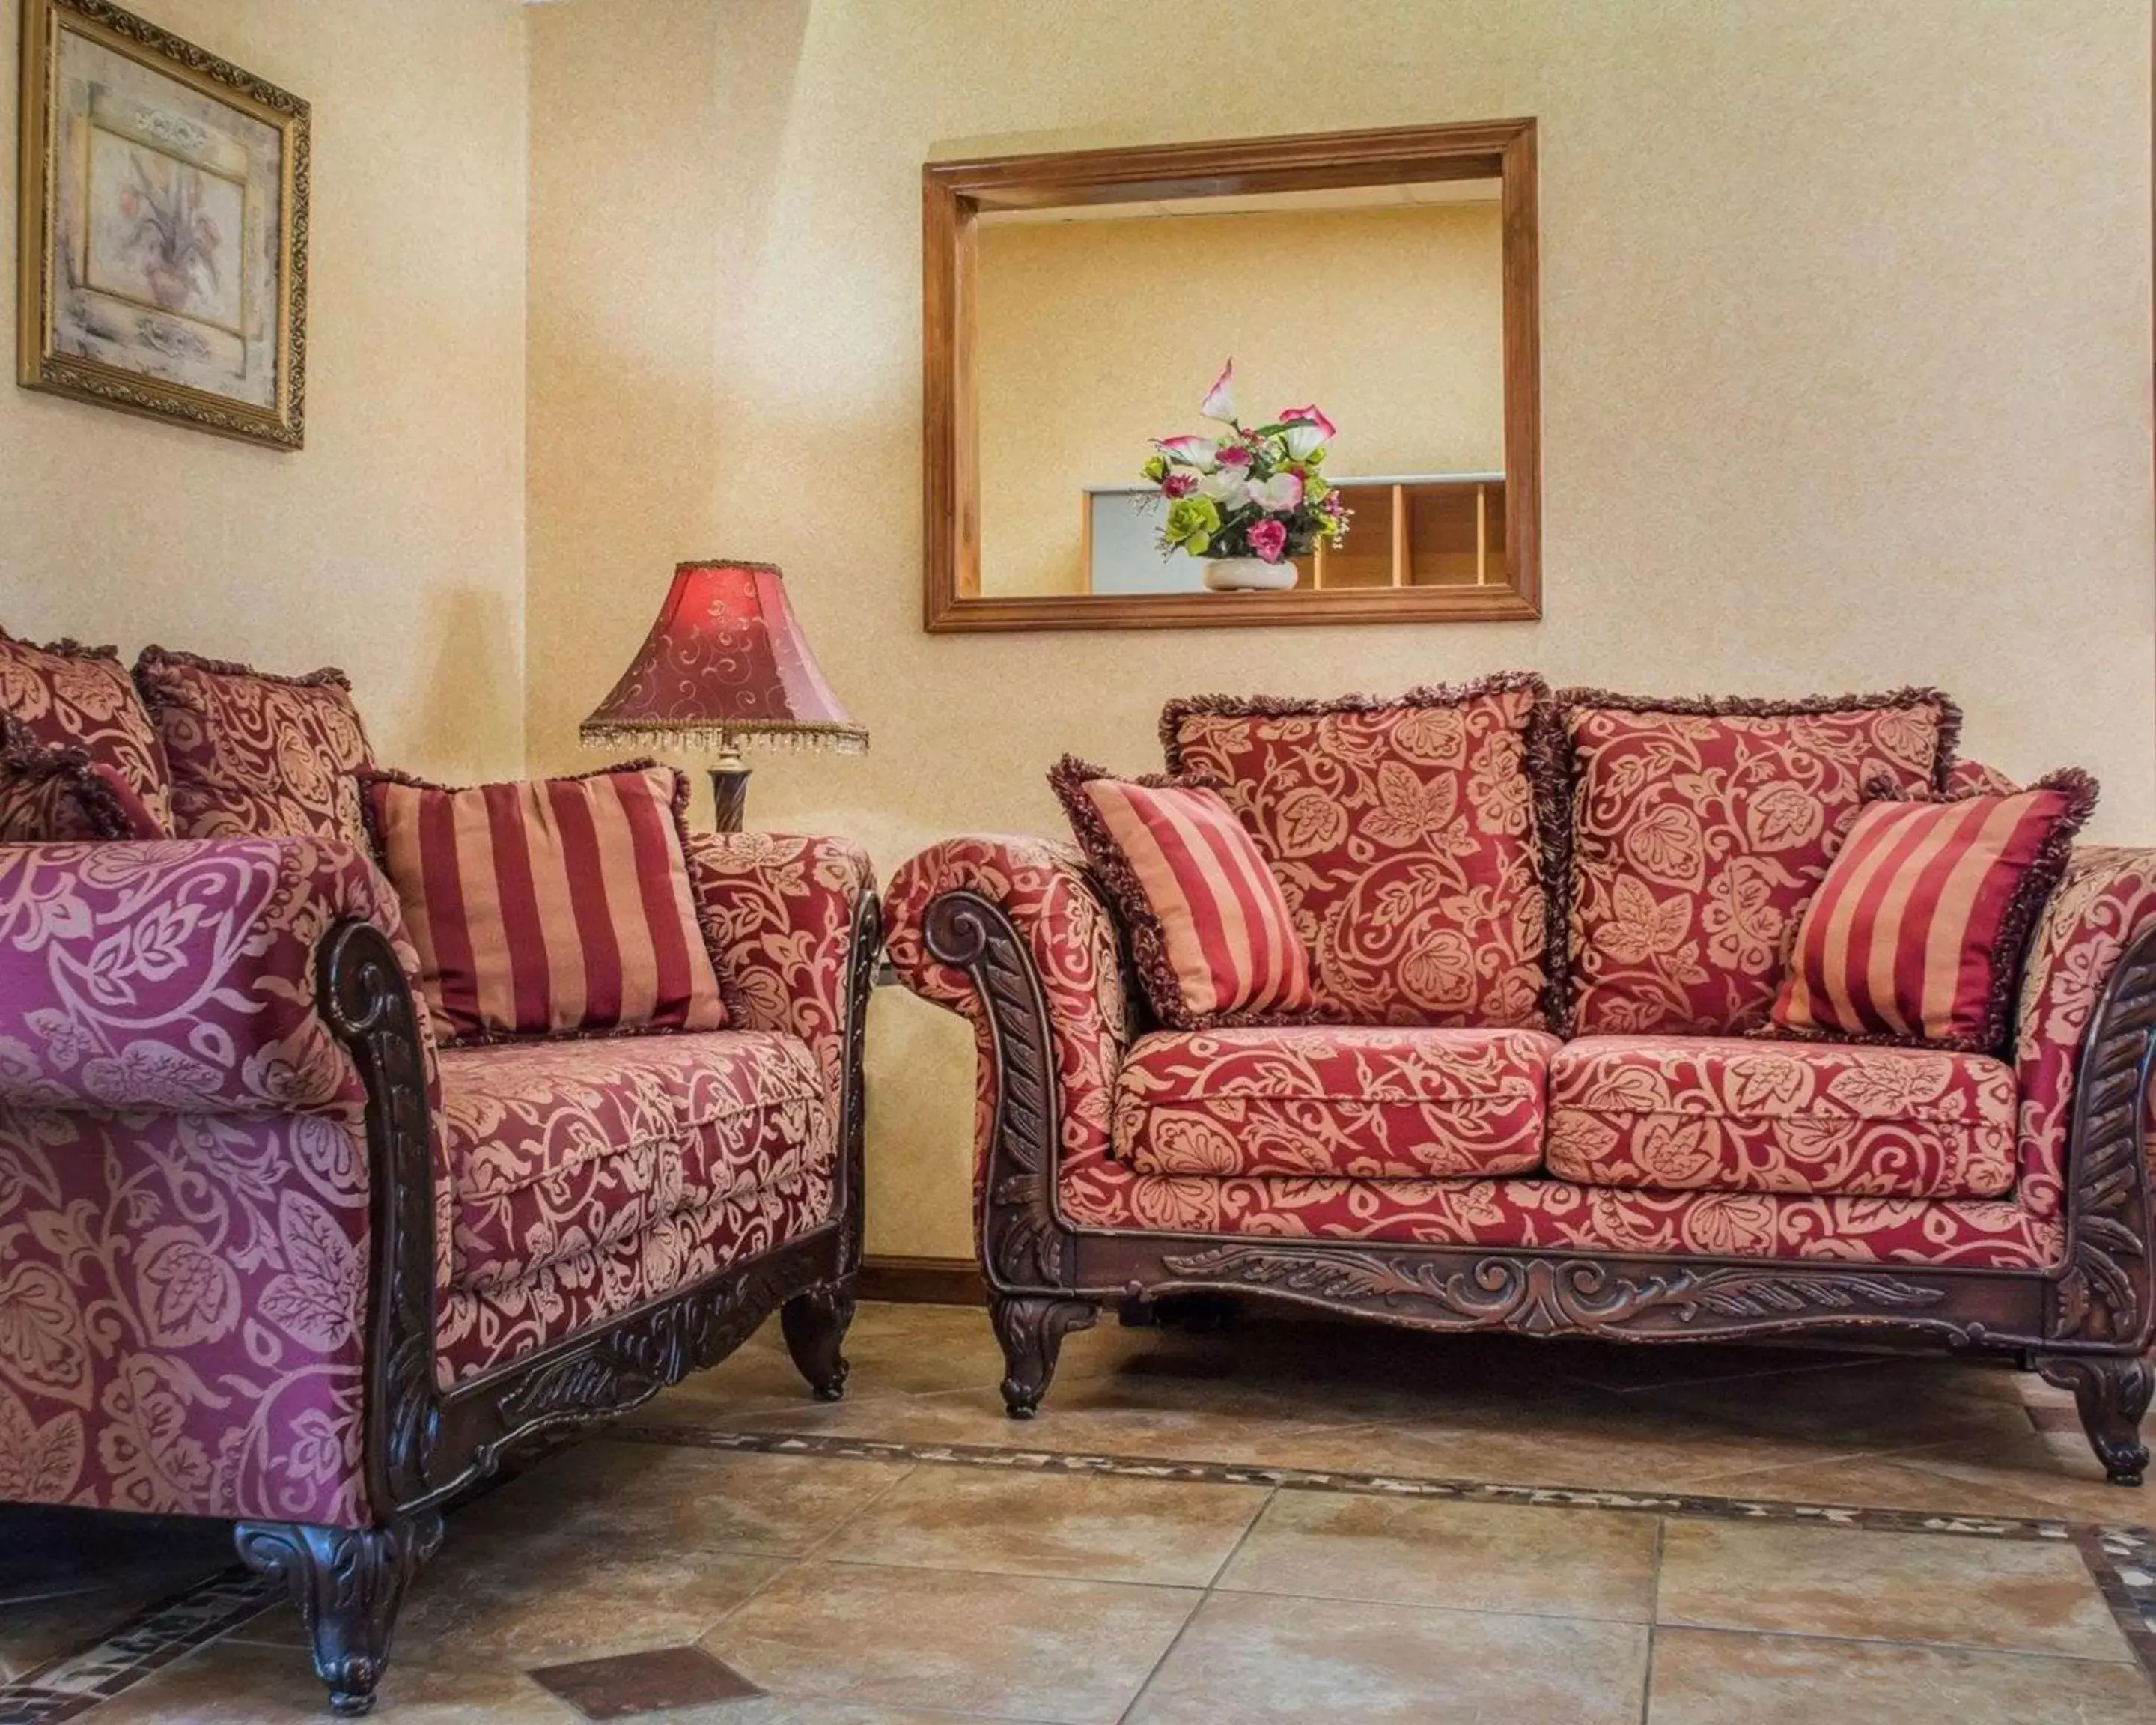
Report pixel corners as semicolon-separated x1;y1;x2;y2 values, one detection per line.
1770;769;2096;1052
364;761;733;1042
1050;755;1317;1030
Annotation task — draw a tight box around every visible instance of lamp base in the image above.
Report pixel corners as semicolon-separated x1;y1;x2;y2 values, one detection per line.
710;756;751;833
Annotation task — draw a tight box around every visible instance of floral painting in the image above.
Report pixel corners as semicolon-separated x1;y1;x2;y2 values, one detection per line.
17;0;308;448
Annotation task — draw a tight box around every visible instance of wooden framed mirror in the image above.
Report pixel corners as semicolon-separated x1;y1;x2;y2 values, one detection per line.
922;119;1539;633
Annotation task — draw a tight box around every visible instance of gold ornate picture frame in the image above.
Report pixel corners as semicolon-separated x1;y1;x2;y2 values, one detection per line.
16;0;308;448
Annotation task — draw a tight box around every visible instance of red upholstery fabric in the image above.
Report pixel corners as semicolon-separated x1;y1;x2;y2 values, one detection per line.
2013;845;2156;1225
1058;1160;2057;1268
1946;758;2020;797
1772;773;2093;1052
1051;758;1315;1029
884;835;1130;1204
0;716;162;841
438;1171;834;1383
1161;678;1558;1029
0;837;431;1121
439;1029;828;1292
1114;1026;1556;1179
1561;690;1955;1038
0;631;171;831
1545;1035;2016;1199
133;649;371;841
366;764;732;1043
0;837;443;1528
684;830;875;1110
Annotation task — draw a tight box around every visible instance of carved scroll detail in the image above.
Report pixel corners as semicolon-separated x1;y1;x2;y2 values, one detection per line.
1161;1245;1951;1338
924;891;1071;1290
2050;922;2156;1348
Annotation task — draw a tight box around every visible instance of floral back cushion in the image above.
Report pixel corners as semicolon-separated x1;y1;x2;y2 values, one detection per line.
0;630;172;831
1560;687;1958;1037
1161;674;1562;1028
135;648;375;841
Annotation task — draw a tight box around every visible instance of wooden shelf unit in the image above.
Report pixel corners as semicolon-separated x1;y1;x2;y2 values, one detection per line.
1300;473;1507;591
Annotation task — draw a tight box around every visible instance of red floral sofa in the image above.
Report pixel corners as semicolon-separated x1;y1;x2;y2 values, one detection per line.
884;678;2156;1487
0;633;877;1713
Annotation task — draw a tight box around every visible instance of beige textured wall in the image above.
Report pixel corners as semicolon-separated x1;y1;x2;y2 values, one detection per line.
975;202;1504;596
524;0;2155;1262
0;0;529;784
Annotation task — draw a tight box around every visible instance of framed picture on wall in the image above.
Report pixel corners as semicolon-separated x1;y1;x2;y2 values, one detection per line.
16;0;308;448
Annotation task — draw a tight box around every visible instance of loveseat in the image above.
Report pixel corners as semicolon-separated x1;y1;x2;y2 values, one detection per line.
0;632;877;1713
884;677;2156;1487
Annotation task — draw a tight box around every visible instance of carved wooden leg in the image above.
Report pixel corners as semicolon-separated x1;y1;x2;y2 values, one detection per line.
990;1294;1097;1418
233;1513;443;1715
2038;1354;2154;1486
781;1279;858;1401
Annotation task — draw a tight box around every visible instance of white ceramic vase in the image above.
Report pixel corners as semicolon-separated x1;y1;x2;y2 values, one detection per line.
1202;557;1297;592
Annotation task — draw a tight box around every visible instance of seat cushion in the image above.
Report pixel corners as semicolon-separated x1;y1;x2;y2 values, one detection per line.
1546;1035;2016;1198
1112;1025;1559;1180
1161;677;1559;1029
439;1029;829;1291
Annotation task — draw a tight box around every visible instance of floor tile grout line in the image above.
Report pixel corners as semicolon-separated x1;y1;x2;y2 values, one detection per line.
688;1458;926;1655
1652;1618;2144;1668
1108;1502;1270;1725
1638;1515;1664;1725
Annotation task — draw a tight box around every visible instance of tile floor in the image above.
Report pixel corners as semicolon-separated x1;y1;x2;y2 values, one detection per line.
4;1301;2155;1723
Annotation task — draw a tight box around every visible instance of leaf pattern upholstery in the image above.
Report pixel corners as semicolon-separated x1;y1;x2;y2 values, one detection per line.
1162;679;1559;1028
1114;1026;1557;1179
1546;1035;2017;1198
1560;693;1954;1036
439;1030;829;1292
884;834;1131;1203
133;649;374;842
2012;845;2156;1223
0;631;172;832
437;1172;832;1383
1059;1159;2060;1267
0;825;865;1518
0;836;441;1527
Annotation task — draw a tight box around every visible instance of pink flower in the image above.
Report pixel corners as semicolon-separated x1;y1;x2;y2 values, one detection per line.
1156;434;1217;467
1279;404;1337;459
1200;359;1237;422
1216;444;1252;470
1160;471;1196;499
1248;518;1288;562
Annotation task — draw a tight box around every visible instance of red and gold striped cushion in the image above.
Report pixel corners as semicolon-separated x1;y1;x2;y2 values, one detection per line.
1050;756;1315;1029
1771;770;2095;1051
365;762;730;1042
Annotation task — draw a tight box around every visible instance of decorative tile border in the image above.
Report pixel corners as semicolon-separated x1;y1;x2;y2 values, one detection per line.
0;1572;270;1725
613;1420;2101;1541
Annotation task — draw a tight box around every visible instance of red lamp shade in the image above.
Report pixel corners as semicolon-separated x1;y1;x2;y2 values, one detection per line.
580;559;867;755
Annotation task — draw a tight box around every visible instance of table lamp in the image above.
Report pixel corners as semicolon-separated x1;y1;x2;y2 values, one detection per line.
580;559;867;830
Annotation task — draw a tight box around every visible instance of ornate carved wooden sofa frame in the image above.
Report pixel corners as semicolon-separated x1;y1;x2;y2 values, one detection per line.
238;893;880;1714
922;890;2156;1487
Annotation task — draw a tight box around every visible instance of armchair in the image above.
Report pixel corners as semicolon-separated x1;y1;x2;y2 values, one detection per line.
0;829;878;1714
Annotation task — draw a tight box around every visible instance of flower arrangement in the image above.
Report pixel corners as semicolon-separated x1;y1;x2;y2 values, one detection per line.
1140;361;1350;565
